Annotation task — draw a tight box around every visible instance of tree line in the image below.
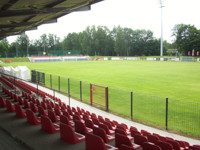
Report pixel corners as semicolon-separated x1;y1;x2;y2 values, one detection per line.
0;24;199;57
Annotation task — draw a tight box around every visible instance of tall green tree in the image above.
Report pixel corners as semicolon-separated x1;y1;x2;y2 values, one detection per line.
16;33;29;57
172;24;200;55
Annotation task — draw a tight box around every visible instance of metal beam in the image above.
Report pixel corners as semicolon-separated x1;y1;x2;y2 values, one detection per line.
1;0;19;11
0;7;69;18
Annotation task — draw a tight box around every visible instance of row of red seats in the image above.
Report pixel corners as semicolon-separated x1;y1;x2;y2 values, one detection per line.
1;75;61;104
0;76;17;90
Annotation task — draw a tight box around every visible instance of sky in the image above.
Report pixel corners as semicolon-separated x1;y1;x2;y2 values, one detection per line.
7;0;200;43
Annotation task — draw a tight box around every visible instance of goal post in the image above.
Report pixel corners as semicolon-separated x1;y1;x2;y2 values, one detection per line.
90;83;108;111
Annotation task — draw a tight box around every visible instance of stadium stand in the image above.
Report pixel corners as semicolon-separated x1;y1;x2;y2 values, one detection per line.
0;74;199;150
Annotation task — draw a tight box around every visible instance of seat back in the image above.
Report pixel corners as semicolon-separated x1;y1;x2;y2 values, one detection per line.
104;121;114;130
54;108;62;116
130;129;141;137
60;123;79;144
93;126;108;143
75;120;87;135
130;126;139;132
6;100;15;112
166;140;181;150
24;100;30;108
41;115;59;133
147;134;160;144
85;133;106;150
0;97;6;108
141;130;151;137
41;102;47;109
157;141;173;150
15;104;26;118
18;97;24;105
92;118;100;126
48;110;60;122
60;115;70;125
85;119;94;129
115;133;133;148
134;134;148;146
142;142;161;150
115;128;127;136
38;106;48;116
99;123;110;134
26;109;40;125
30;102;38;112
73;114;81;122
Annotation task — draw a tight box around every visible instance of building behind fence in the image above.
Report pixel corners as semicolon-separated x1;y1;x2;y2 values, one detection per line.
32;70;200;137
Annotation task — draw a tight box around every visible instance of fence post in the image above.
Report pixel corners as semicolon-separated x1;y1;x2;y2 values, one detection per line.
53;89;55;104
37;82;38;99
68;78;70;105
58;76;60;92
166;97;168;130
106;87;109;111
80;81;82;101
14;76;16;95
90;84;92;105
131;91;133;120
50;74;52;89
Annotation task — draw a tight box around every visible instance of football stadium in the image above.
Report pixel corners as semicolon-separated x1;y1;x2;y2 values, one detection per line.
0;0;200;150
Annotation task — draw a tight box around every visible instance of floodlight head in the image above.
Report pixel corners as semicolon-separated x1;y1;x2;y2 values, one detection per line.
159;0;164;7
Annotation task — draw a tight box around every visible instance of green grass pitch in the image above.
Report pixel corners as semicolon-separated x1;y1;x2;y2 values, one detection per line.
1;60;200;136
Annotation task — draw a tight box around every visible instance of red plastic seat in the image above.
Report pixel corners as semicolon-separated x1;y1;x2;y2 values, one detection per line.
30;102;38;113
134;134;148;146
48;110;60;123
115;128;134;141
6;100;15;112
130;126;139;132
54;108;63;116
104;121;116;131
38;106;48;116
74;120;93;135
18;97;24;105
116;125;130;135
62;110;73;120
157;141;173;150
142;142;162;150
15;104;26;118
85;118;97;129
93;126;115;143
41;101;47;110
0;97;6;108
41;115;60;133
147;134;160;144
99;123;115;135
98;115;105;123
92;118;100;126
24;100;30;109
60;115;74;127
26;109;41;125
60;123;85;144
141;129;151;137
85;133;118;150
166;139;184;150
73;114;83;122
115;133;141;149
130;130;141;138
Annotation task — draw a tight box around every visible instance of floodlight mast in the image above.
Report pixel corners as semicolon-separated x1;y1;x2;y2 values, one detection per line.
159;0;164;56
